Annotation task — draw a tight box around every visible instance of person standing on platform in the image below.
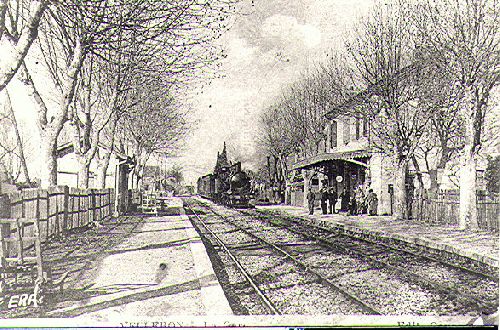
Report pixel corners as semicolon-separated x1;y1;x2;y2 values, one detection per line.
339;188;349;212
348;195;357;215
320;186;328;215
307;189;316;215
355;185;366;215
366;188;378;216
328;186;337;214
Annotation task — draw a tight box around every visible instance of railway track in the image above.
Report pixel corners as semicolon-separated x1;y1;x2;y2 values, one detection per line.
186;203;381;315
264;210;498;281
186;198;498;315
242;208;499;315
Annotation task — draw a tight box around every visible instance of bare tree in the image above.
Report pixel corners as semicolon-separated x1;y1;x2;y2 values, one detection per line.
2;90;31;184
258;53;352;201
0;93;20;183
119;82;189;189
346;1;439;219
0;0;48;92
19;0;238;188
414;0;499;229
416;93;465;192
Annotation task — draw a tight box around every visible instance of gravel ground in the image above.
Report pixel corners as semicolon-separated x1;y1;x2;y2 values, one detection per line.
186;199;498;316
336;269;443;315
266;283;367;315
302;252;374;277
253;208;499;314
374;253;499;301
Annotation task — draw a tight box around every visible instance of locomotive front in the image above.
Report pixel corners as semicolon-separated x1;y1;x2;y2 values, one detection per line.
228;169;254;208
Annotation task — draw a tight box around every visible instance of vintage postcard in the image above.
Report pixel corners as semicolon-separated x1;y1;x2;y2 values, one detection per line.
0;0;498;328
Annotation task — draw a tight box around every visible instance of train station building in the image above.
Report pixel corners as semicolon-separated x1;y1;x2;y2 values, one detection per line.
287;113;398;216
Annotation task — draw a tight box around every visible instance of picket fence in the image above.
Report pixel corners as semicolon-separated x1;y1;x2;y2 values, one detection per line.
410;191;499;232
0;186;114;243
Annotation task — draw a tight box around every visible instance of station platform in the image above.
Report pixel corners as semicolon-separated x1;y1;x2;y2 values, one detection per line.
257;204;499;271
45;197;233;322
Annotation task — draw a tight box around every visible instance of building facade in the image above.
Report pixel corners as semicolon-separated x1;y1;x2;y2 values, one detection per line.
288;114;397;215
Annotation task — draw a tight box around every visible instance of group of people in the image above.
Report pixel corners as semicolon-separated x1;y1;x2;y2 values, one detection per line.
307;184;378;216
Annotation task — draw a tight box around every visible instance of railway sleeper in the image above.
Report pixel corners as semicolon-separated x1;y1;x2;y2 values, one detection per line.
259;279;320;292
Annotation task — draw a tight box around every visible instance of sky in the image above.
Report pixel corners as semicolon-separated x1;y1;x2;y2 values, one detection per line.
175;0;375;186
0;0;376;186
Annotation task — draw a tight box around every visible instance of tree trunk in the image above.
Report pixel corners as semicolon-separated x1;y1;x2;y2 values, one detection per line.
459;150;478;230
134;166;142;190
77;160;90;189
459;87;481;231
97;153;112;188
429;169;438;192
40;132;58;188
0;1;47;93
4;90;31;184
393;157;408;220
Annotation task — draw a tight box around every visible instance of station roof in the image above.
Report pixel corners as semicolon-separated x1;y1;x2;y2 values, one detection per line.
291;150;370;170
325;63;421;120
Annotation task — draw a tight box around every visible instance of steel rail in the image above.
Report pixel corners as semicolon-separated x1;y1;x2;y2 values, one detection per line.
247;210;498;311
196;202;382;315
186;205;281;315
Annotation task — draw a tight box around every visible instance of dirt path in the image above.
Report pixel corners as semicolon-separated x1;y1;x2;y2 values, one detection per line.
38;199;231;321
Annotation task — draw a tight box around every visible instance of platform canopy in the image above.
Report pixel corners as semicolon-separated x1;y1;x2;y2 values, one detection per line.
291;150;370;170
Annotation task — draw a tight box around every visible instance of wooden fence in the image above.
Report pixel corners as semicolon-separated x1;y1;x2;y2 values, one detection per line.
1;186;114;243
0;186;114;303
410;192;499;232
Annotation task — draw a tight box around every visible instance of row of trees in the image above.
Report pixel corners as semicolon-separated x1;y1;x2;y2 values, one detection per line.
258;54;353;196
0;0;238;189
259;0;499;230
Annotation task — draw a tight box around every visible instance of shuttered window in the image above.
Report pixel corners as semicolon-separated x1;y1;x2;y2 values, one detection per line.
343;118;350;145
330;121;337;148
355;117;360;140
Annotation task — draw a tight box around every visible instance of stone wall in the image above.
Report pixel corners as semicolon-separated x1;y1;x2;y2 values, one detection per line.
368;153;396;215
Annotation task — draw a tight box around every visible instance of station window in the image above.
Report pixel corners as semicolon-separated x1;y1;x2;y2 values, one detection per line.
343;118;350;145
355;117;360;140
362;116;368;137
330;121;337;148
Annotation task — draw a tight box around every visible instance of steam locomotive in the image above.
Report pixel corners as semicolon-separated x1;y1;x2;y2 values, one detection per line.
197;144;254;208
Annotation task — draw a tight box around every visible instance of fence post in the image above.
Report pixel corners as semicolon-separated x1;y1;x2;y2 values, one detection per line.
108;188;113;220
0;223;8;267
63;186;69;234
0;194;10;218
44;188;50;238
15;218;24;264
50;186;58;238
0;220;10;269
32;218;43;279
77;189;81;228
21;189;26;227
97;190;102;222
90;189;96;225
35;189;41;241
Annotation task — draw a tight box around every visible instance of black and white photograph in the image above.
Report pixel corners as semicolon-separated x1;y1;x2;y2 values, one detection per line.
0;0;498;327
